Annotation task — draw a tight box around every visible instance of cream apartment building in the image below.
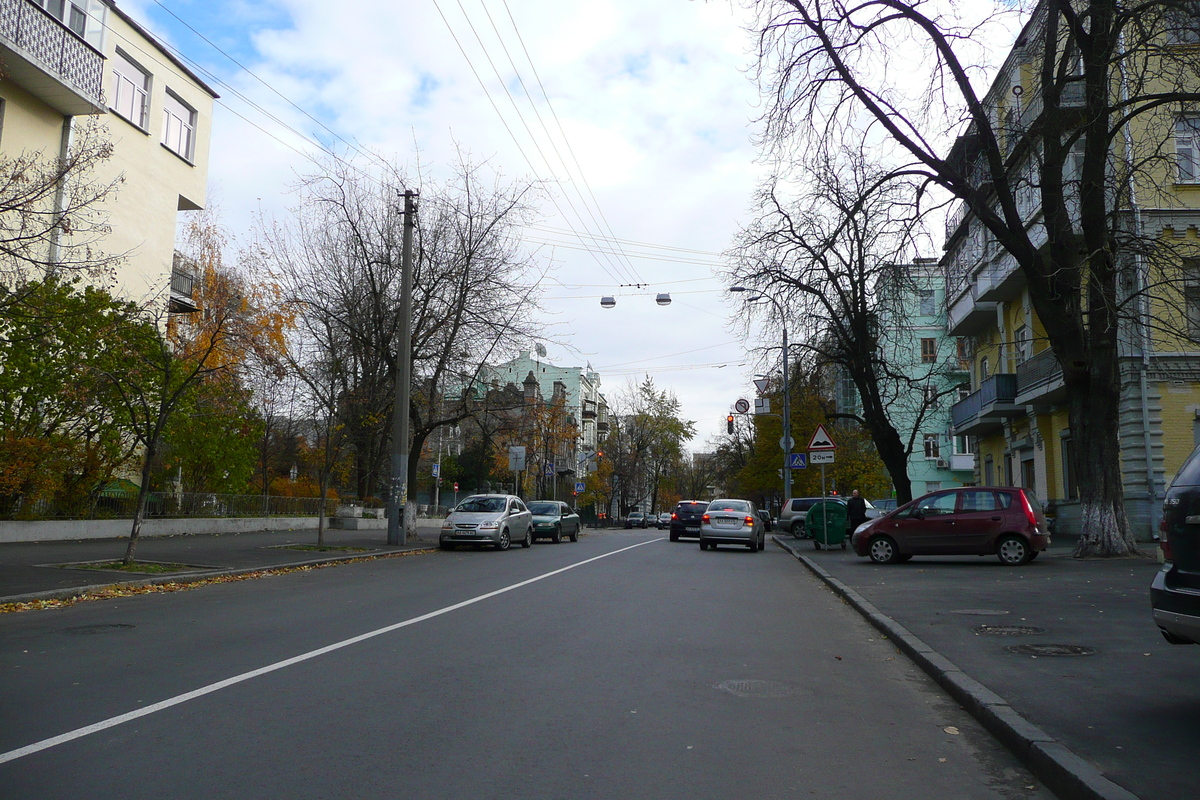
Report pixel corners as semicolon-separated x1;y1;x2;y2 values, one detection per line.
0;0;217;309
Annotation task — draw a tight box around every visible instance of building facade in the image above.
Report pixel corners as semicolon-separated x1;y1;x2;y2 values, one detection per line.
1;0;217;307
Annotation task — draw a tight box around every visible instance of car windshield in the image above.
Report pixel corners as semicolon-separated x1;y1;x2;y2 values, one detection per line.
708;500;749;512
456;497;505;513
528;502;559;516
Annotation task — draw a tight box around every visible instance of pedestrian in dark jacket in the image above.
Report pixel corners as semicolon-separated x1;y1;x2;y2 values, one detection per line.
846;489;868;533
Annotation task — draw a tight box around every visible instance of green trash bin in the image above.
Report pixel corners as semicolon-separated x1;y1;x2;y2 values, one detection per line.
805;500;849;550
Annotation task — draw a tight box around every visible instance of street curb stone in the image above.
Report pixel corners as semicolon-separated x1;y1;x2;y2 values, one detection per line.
0;546;438;606
772;535;1139;800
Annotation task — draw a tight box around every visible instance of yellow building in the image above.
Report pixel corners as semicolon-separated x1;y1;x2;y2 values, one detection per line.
944;5;1200;541
0;0;217;310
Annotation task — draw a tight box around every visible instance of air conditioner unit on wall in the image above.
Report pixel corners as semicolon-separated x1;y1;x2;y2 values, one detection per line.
936;458;949;470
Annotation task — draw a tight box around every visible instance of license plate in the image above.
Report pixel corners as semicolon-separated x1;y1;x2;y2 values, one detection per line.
686;525;699;531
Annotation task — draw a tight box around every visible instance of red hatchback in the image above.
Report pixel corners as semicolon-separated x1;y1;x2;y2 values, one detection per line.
850;487;1050;565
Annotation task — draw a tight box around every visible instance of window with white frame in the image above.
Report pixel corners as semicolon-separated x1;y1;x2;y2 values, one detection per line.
924;434;940;459
954;435;975;455
161;90;196;160
922;384;938;408
1015;325;1032;364
1167;3;1200;44
111;50;149;128
34;1;106;48
918;290;935;316
1176;115;1200;182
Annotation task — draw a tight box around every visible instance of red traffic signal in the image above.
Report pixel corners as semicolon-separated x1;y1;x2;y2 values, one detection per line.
726;414;734;434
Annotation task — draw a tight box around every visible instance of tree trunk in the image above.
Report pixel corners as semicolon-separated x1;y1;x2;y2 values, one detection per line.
317;470;328;547
123;439;158;566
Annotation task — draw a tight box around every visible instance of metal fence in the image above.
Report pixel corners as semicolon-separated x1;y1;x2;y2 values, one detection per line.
5;492;384;521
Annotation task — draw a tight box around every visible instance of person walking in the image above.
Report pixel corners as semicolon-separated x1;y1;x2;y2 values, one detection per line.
846;489;868;536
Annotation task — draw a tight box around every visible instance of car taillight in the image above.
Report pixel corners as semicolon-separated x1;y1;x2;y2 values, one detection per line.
1160;518;1173;561
745;515;755;525
671;513;678;520
1019;490;1038;528
702;514;710;523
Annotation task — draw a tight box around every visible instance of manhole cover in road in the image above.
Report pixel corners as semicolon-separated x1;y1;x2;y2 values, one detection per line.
973;625;1046;636
1006;643;1097;657
715;679;797;699
60;623;136;636
949;609;1010;617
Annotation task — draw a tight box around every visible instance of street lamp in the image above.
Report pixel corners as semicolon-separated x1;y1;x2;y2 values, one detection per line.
731;285;792;504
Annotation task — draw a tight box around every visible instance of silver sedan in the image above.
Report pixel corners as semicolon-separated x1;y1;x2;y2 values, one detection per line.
699;498;765;552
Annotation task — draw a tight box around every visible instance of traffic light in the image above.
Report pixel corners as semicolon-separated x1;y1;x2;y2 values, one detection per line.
726;414;735;434
596;450;604;461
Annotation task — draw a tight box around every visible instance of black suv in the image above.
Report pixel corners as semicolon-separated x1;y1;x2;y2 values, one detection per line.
1153;444;1200;644
669;501;708;542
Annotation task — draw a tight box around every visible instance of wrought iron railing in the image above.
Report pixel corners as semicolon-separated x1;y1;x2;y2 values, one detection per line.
0;0;103;103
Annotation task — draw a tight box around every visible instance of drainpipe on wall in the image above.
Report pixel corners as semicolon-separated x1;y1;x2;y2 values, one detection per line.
47;116;75;267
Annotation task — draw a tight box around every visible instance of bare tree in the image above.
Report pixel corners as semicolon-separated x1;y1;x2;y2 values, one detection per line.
259;153;547;516
752;0;1200;555
730;146;937;503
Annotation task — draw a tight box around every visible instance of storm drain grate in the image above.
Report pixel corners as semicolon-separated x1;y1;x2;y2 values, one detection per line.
949;609;1010;617
1006;643;1096;657
973;625;1046;636
714;679;797;699
60;624;136;636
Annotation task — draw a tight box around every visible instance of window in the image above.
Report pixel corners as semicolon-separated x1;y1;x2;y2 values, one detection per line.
1167;4;1200;44
918;290;935;316
980;356;989;380
1062;437;1078;500
1177;115;1200;182
956;338;971;369
922;384;939;408
954;435;975;455
1186;260;1200;341
915;491;955;516
920;338;938;364
34;1;105;47
111;50;149;128
959;490;998;512
161;91;196;160
924;434;940;459
1015;325;1031;364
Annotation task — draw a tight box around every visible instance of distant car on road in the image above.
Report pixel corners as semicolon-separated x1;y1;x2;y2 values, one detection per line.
656;512;672;529
624;512;649;529
1153;444;1200;645
699;498;765;552
440;494;533;551
669;501;708;541
850;487;1049;565
527;500;580;543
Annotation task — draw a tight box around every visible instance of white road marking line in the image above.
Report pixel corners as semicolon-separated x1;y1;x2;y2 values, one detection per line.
0;537;662;765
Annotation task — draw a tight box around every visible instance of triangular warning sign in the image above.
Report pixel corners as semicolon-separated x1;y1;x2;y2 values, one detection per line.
807;424;836;451
753;378;770;394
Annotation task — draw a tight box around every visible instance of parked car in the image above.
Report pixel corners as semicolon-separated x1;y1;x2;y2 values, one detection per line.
440;494;533;551
778;496;879;538
850;487;1049;565
527;500;581;543
669;501;709;541
624;511;649;529
872;498;897;513
699;498;765;552
1152;444;1200;644
657;512;673;529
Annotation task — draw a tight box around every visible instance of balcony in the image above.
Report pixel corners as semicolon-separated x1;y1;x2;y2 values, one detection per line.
1014;347;1066;407
949;453;977;472
950;374;1022;436
581;400;598;419
0;0;104;115
169;262;199;313
946;277;998;336
976;253;1026;303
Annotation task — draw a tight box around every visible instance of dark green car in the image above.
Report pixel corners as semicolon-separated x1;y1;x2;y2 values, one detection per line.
527;501;581;543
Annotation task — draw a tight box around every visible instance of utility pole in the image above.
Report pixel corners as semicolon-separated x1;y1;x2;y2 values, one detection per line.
782;322;792;503
387;189;418;545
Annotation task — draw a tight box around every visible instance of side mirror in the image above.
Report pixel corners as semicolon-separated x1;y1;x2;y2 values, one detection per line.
916;508;927;520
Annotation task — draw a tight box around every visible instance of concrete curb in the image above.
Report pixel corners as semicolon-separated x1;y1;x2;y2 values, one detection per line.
0;545;438;607
772;535;1139;800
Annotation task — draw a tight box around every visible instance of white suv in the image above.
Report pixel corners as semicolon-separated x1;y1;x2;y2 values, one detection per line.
440;494;533;551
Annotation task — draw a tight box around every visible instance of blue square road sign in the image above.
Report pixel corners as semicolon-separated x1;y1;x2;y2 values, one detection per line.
787;453;807;469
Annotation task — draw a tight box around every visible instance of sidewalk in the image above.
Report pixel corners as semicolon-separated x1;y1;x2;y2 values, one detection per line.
773;534;1192;800
0;523;442;605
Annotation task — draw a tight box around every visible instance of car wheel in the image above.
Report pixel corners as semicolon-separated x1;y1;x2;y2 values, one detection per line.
551;525;562;543
868;535;900;564
521;529;532;548
996;535;1030;565
791;522;804;539
1028;550;1039;561
496;529;511;551
895;554;912;563
570;526;579;543
699;540;709;550
669;531;679;542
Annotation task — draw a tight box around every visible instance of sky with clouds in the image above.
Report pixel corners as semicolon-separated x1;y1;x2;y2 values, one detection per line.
119;0;777;449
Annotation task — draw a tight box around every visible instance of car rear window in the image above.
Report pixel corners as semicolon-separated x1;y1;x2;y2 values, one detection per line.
1173;444;1200;487
791;499;820;512
709;501;749;512
676;503;707;513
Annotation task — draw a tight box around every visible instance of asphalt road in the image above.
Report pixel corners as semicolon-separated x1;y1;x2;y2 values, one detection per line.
0;532;1044;799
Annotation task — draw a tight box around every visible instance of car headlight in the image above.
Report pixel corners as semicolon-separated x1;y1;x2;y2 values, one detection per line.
441;520;453;530
479;520;500;530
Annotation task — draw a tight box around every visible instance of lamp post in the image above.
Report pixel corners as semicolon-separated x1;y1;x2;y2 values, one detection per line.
731;286;791;504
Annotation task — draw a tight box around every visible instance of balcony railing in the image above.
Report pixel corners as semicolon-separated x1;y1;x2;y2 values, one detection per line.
1015;347;1066;405
0;0;104;108
581;400;598;419
950;373;1019;432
